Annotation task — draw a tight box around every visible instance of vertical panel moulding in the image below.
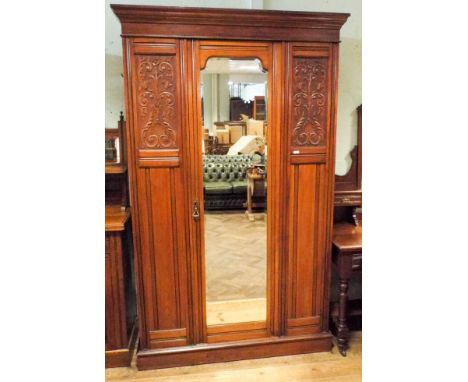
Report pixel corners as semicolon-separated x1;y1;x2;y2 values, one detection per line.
135;167;157;343
187;39;198;344
266;44;273;334
295;165;316;318
292;166;300;319
195;40;207;343
265;41;277;336
171;38;184;334
169;169;181;328
177;38;192;343
182;38;196;345
123;37;148;348
184;39;206;344
172;161;190;337
321;43;340;331
287;169;295;323
312;165;321;318
150;168;179;329
269;42;284;337
313;163;327;322
281;41;291;337
144;169;159;331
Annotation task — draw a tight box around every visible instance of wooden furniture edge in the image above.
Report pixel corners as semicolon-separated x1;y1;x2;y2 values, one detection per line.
105;164;128;174
105;323;138;368
136;332;332;369
111;5;350;27
111;5;349;42
105;208;131;232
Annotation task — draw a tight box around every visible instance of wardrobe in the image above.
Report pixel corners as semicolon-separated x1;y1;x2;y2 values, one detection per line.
112;4;349;370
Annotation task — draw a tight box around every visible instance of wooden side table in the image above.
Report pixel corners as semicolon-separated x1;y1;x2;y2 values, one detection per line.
331;223;362;356
105;207;138;367
245;167;266;221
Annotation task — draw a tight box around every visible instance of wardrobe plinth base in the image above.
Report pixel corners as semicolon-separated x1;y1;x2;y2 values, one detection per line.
136;332;333;370
105;324;138;368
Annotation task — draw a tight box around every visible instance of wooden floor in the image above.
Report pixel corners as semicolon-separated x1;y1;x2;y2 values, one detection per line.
204;211;266;302
106;331;362;382
206;297;266;325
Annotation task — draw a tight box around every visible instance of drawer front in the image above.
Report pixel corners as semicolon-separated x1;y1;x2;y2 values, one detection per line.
334;193;362;206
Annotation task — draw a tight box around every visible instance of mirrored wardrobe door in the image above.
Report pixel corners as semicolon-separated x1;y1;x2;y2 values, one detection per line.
200;57;268;327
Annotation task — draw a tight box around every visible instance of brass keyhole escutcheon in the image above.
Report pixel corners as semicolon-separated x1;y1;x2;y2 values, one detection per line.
193;200;200;220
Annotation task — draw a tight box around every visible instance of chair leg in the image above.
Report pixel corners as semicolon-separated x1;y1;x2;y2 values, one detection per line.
337;278;349;356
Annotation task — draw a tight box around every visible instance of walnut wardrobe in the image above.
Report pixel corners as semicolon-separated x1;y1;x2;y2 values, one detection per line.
112;4;349;370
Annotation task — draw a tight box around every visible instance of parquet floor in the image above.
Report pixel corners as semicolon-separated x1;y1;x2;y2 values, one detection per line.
105;331;362;382
204;211;267;302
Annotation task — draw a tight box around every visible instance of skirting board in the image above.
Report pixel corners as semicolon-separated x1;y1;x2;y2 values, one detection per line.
137;332;333;370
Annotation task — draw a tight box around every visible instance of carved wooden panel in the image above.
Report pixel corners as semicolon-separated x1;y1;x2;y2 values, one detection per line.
136;55;178;150
291;57;328;148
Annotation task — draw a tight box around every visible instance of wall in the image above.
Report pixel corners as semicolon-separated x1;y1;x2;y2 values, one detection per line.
105;0;361;173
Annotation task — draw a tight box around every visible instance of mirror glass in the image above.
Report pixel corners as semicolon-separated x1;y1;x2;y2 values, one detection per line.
201;58;268;326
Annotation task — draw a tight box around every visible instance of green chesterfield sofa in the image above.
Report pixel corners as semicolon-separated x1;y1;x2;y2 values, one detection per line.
203;154;253;210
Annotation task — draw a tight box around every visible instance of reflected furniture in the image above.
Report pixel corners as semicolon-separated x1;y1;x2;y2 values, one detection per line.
205;135;229;155
330;104;362;356
253;96;266;120
230;96;253;120
246;119;265;138
203;154;254;210
105;114;138;368
112;4;349;370
245;166;267;221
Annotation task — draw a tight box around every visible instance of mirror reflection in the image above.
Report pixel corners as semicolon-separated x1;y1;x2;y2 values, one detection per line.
201;58;268;326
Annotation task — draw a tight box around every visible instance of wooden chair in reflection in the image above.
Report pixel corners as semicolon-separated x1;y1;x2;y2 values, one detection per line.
331;105;362;356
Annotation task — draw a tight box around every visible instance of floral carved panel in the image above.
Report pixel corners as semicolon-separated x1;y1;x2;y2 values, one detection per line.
291;57;328;147
136;55;178;149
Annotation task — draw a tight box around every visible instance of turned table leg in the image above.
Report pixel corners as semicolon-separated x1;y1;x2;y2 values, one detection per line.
337;278;349;356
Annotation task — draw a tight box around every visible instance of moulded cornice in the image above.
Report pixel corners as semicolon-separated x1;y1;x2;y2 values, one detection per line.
111;4;350;42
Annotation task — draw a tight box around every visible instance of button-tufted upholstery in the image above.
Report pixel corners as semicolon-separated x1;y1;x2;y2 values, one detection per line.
203;155;252;195
202;154;267;209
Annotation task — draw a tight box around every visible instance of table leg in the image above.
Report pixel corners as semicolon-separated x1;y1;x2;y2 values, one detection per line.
337;278;349;356
246;179;254;221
